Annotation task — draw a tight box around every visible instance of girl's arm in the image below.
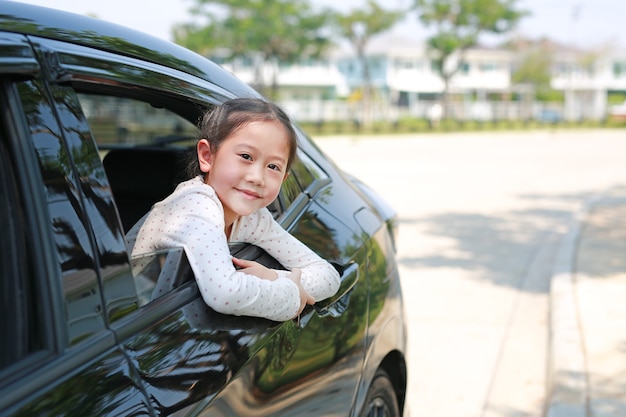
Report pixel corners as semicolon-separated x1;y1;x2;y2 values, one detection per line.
233;208;341;302
133;189;303;321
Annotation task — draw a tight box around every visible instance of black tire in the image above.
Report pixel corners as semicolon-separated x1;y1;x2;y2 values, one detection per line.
359;368;401;417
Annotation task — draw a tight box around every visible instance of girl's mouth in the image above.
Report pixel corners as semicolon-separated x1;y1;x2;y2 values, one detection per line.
237;188;261;199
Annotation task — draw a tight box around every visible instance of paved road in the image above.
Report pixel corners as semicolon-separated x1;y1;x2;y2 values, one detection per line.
315;129;626;417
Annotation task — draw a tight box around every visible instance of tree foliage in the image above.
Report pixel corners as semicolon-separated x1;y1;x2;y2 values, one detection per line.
414;0;528;116
173;0;332;98
332;0;403;125
510;40;553;98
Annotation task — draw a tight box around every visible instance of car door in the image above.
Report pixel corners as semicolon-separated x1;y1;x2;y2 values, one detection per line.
0;33;153;417
110;157;371;417
72;72;370;417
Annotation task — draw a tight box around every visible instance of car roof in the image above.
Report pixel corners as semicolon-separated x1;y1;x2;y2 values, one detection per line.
0;1;259;98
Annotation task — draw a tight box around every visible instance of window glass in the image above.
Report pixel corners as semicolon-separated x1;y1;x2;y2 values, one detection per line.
130;248;191;307
294;150;325;190
272;149;328;219
76;93;199;148
0;113;44;371
280;171;302;209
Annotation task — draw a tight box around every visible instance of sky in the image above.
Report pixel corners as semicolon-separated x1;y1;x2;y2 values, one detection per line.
11;0;626;50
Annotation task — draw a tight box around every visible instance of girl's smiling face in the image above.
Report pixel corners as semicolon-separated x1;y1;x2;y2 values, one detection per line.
198;120;290;227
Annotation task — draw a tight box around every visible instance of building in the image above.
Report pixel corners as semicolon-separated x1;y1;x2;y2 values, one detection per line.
219;35;626;123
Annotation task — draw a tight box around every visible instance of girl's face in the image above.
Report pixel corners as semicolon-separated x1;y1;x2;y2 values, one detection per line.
201;120;290;226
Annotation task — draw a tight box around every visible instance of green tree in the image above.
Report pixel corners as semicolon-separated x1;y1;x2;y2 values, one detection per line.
333;0;403;126
509;39;554;102
413;0;528;118
173;0;332;99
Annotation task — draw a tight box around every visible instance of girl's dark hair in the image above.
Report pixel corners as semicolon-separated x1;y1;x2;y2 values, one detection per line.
186;97;298;178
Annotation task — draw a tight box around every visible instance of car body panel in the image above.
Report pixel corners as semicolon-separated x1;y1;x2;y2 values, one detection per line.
6;335;152;417
118;204;369;416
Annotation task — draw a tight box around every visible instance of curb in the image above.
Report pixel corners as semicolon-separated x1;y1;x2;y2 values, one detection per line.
545;194;604;417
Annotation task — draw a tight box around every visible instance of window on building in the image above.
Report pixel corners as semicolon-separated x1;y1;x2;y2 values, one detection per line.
613;61;626;77
479;62;497;72
395;58;417;70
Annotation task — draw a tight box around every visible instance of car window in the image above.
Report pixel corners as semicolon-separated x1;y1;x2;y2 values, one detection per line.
74;92;203;232
278;170;302;211
293;150;324;190
76;92;297;223
277;151;326;209
73;91;327;304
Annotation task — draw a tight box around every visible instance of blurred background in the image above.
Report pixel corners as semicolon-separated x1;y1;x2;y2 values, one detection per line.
17;0;626;133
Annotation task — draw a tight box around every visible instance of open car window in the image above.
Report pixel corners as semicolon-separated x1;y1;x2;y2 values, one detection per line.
74;91;333;305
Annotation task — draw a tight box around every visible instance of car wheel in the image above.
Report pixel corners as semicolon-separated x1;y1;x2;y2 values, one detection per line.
359;369;401;417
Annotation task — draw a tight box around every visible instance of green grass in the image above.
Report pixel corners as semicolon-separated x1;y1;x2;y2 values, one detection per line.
298;117;626;136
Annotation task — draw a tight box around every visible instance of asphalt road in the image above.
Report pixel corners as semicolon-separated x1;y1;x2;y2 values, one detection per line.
315;129;626;417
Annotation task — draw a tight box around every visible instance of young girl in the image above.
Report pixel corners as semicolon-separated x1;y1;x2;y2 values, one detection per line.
128;98;340;321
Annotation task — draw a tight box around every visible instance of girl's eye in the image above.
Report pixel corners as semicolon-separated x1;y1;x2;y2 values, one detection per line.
268;163;281;171
240;153;252;161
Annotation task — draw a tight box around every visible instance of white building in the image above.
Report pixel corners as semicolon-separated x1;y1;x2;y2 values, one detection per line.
219;35;626;123
551;46;626;120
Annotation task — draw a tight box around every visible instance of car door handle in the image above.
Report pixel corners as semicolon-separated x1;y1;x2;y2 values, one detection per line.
314;262;359;317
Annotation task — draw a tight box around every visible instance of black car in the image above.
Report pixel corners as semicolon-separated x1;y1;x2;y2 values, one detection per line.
0;2;408;416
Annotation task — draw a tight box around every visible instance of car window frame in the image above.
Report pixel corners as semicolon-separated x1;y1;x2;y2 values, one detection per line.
0;77;68;394
31;35;233;108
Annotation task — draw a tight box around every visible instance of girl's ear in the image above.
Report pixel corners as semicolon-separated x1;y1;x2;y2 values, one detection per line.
197;139;213;173
282;171;290;183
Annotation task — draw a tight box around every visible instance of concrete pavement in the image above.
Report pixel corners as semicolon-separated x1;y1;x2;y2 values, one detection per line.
547;186;626;417
314;130;626;417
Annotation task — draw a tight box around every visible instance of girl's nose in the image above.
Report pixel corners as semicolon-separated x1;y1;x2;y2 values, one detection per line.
246;164;264;185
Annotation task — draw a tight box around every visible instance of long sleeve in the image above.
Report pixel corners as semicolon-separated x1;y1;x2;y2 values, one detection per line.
230;209;340;302
131;178;302;321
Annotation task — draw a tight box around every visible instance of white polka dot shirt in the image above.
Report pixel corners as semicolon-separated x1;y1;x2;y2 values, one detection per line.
127;176;340;321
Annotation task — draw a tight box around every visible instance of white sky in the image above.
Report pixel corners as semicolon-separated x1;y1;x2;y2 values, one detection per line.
12;0;626;50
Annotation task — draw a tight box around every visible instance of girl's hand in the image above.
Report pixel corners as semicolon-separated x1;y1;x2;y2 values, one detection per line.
287;268;315;316
232;257;278;280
